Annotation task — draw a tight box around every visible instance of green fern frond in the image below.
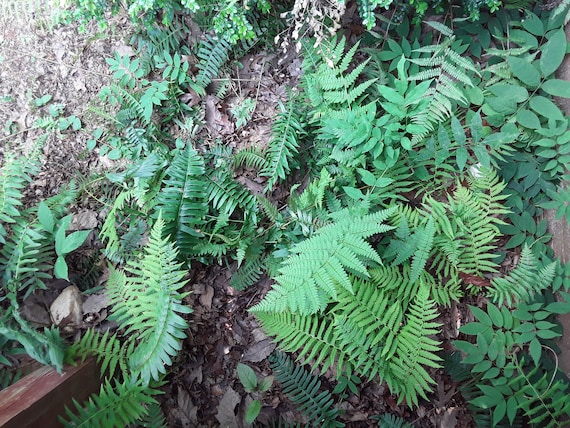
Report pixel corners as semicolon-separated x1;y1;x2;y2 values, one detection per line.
138;401;167;428
407;28;478;140
0;0;46;22
206;169;258;222
510;360;570;428
489;245;556;306
253;311;346;376
154;143;208;255
391;284;441;407
331;277;402;360
269;351;344;428
0;150;41;244
376;413;414;428
234;146;268;171
0;221;51;297
69;329;130;379
261;98;305;192
62;378;157;428
230;257;265;290
195;35;231;93
251;208;396;314
107;216;192;385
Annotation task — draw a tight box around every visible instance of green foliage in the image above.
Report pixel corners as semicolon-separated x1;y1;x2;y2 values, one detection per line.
62;378;158;428
269;351;344;428
251;209;395;314
452;291;570;426
106;215;191;384
194;34;232;94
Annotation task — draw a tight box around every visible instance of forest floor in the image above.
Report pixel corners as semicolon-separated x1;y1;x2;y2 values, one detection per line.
2;3;570;428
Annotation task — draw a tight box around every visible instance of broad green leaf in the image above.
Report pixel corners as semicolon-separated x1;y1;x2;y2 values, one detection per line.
530;95;564;121
258;376;273;393
507;396;518;425
54;256;69;281
522;12;544;36
488;84;528;102
237;363;257;392
456;147;468;172
529;337;542;365
460;322;489;335
245;400;261;424
493;400;507;426
470;305;492;326
37;202;55;233
542;79;570;98
61;229;91;255
516;109;541;129
545;301;570;313
540;29;566;77
508;57;541;87
487;304;503;328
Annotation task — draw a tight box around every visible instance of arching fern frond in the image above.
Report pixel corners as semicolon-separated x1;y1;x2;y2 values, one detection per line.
251;208;396;314
206;168;258;222
269;351;344;428
154;143;208;255
391;284;441;407
261;98;305;192
488;245;557;307
407;23;479;142
194;34;231;93
107;216;192;385
62;378;157;428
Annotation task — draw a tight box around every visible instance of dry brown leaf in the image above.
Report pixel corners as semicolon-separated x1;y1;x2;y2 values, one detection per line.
242;339;276;363
215;386;242;427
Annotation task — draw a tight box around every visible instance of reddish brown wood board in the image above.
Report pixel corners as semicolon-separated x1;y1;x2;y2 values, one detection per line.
0;358;100;428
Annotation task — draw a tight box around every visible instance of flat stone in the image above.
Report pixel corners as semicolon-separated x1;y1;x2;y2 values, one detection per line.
49;285;83;328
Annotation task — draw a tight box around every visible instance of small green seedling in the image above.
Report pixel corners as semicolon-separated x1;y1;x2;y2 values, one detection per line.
38;202;92;281
237;362;273;425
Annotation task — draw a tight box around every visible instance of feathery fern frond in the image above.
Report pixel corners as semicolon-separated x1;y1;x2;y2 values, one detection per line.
68;329;130;380
230;256;265;290
375;413;414;428
269;351;344;428
251;208;396;314
407;23;478;141
234;146;268;171
62;378;157;428
510;361;570;428
195;35;231;93
261;98;305;192
154;143;208;255
303;37;377;115
391;284;441;407
488;245;557;306
206;168;258;222
0;150;41;244
0;0;46;22
107;216;192;385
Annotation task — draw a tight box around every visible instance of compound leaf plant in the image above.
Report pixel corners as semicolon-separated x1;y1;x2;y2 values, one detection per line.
3;0;570;426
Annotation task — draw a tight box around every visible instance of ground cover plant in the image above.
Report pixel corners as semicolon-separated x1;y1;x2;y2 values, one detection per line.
2;0;570;426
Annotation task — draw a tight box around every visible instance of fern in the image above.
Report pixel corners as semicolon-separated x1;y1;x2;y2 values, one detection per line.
303;37;377;116
0;149;42;244
251;208;396;314
269;351;344;428
62;378;157;428
69;329;131;380
390;284;441;407
194;34;231;93
510;360;570;428
106;215;192;385
261;98;305;192
407;22;479;142
375;413;413;428
154;143;208;255
206;167;258;222
230;256;265;290
489;245;557;306
0;0;46;22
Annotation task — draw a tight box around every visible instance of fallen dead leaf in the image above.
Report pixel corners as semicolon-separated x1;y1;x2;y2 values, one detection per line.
215;386;242;428
199;284;214;309
242;339;276;363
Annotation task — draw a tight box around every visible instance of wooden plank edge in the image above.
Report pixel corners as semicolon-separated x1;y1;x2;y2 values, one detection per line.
0;358;100;428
